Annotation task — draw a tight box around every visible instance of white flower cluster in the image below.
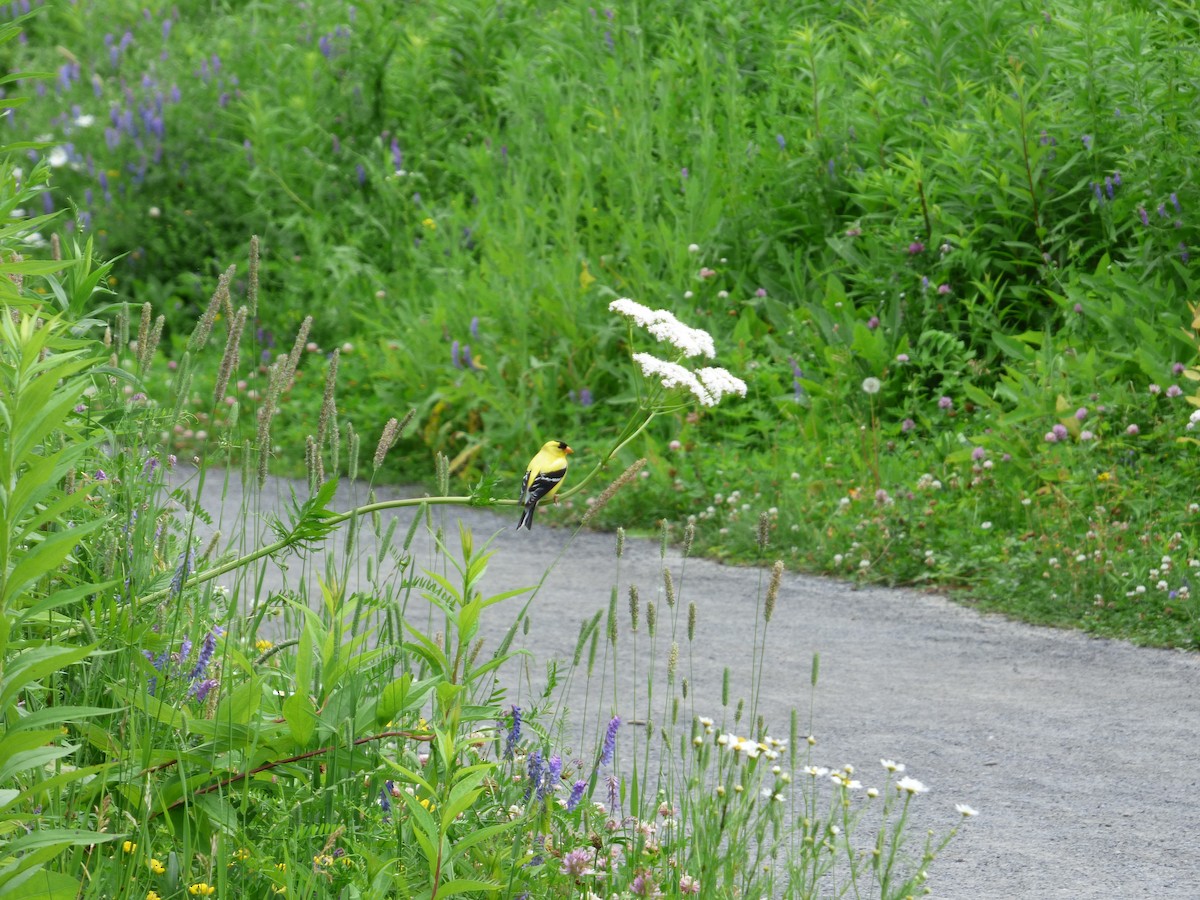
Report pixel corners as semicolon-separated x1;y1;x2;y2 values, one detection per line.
613;298;746;407
609;297;716;359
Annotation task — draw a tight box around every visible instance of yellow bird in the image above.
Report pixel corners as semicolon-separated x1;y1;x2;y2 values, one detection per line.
517;440;573;530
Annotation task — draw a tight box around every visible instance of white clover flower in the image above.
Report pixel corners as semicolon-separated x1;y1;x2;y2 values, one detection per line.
74;113;95;128
632;353;715;406
862;376;882;395
955;803;979;817
696;367;747;403
47;146;69;168
896;776;928;795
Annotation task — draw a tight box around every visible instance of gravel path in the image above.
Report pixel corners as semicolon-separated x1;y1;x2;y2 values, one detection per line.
194;471;1200;899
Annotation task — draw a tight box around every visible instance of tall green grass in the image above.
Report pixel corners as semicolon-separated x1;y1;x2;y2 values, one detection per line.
6;0;1200;640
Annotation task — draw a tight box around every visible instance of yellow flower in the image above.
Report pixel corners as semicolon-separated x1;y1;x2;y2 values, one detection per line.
149;858;166;875
275;862;287;871
419;797;436;812
233;847;251;861
272;887;287;895
1097;472;1112;482
188;885;216;896
147;892;161;900
421;217;436;230
255;638;274;652
122;840;137;854
313;854;334;868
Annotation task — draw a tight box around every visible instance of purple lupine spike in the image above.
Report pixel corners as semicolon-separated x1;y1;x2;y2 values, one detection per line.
451;340;461;369
525;750;543;799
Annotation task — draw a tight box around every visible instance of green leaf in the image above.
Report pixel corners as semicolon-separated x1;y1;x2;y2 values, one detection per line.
283;691;318;746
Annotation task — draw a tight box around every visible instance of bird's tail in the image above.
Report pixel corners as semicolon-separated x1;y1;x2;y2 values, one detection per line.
516;504;535;530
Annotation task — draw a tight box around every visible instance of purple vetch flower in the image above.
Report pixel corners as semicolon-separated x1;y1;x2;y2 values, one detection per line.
525;750;544;799
504;705;522;758
189;631;217;681
565;779;588;812
461;344;474;369
469;316;479;338
775;133;785;149
605;772;620;812
356;163;366;185
1158;204;1168;218
319;34;333;57
600;716;620;765
1082;134;1093;150
1139;206;1149;226
579;387;594;406
920;275;930;292
391;137;402;170
1104;176;1114;200
331;134;340;155
189;677;218;701
1092;182;1103;203
1170;192;1181;213
379;782;392;815
244;139;253;165
604;29;614;51
680;166;688;179
1181;243;1190;264
1112;170;1122;188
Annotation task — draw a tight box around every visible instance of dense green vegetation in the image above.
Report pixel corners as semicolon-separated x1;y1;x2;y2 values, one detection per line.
9;0;1200;645
2;0;1198;893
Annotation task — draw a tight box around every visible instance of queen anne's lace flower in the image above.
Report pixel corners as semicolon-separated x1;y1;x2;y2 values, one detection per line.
611;299;716;358
697;367;748;403
632;353;715;406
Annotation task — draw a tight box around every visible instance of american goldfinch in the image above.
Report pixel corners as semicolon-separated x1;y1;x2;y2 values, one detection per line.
517;440;573;530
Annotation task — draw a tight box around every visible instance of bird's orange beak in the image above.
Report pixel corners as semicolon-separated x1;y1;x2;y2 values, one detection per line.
565;446;574;455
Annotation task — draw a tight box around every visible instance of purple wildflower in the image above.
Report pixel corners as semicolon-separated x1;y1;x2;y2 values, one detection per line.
600;716;620;765
867;316;880;330
560;847;593;876
1052;424;1069;441
908;241;925;255
1075;407;1088;420
379;781;392;814
1170;192;1181;213
525;750;543;799
462;345;474;369
1139;206;1149;227
546;754;563;789
901;418;915;433
566;779;588;812
1181;243;1190;264
605;772;620;813
169;546;195;594
391;137;402;170
1082;134;1093;150
1092;182;1103;203
189;631;217;681
1112;170;1122;187
469;316;479;338
579;387;594;407
189;677;218;701
451;340;461;369
1159;204;1168;218
971;446;986;461
1104;176;1114;199
775;134;785;149
504;706;522;759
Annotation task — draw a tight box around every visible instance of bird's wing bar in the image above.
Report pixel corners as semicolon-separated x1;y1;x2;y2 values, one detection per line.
524;468;566;504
